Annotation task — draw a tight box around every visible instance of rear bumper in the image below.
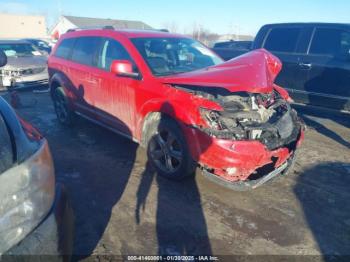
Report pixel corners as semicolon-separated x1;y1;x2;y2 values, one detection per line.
4;184;74;258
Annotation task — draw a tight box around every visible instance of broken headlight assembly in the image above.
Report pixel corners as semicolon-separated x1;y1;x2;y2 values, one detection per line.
0;141;55;255
199;107;248;140
199;93;275;140
199;107;223;130
198;91;301;149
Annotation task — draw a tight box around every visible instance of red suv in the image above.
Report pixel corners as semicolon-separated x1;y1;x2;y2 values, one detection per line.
48;28;304;190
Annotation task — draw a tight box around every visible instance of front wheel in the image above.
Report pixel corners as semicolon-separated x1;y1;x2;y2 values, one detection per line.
146;116;196;180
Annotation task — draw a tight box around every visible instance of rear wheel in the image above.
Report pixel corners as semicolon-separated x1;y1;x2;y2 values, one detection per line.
52;88;75;126
146;116;196;180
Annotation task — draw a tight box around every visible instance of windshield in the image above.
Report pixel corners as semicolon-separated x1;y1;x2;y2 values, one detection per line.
131;37;223;76
0;43;41;57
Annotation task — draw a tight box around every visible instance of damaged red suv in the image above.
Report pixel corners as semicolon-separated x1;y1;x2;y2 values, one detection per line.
48;29;304;190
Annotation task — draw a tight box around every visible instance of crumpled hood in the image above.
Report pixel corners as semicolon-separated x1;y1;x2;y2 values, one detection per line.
2;55;47;70
160;49;282;94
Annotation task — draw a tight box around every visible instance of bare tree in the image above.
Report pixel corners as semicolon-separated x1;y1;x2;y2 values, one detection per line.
189;22;219;46
161;21;179;33
162;21;221;46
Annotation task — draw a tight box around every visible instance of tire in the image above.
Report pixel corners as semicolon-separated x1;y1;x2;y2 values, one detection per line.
145;116;196;180
52;88;75;126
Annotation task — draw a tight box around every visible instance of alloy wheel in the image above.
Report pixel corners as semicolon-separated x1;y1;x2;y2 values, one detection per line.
149;129;183;173
54;92;68;122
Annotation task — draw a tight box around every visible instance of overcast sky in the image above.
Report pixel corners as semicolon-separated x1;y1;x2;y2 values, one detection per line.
0;0;349;35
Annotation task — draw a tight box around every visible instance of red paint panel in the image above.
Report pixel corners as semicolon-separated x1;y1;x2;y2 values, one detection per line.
183;126;304;182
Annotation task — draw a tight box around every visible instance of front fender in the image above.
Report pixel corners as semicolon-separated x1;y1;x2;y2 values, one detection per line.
137;97;200;135
136;91;214;160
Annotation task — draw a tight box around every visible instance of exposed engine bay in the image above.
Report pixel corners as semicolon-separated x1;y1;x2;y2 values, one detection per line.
173;84;302;150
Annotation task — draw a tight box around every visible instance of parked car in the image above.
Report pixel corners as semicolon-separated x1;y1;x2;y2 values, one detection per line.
0;40;49;90
22;38;52;54
211;23;350;111
212;40;252;60
0;50;73;256
48;29;304;190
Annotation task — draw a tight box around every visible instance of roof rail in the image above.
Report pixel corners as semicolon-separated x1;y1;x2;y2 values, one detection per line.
65;27;170;34
66;25;115;33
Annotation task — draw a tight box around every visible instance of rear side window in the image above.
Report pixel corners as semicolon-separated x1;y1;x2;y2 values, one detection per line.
97;38;132;71
55;38;75;59
309;28;350;57
0;114;14;174
264;27;302;53
71;37;102;66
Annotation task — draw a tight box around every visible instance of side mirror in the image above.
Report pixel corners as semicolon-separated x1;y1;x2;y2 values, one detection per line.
110;60;139;79
0;50;7;67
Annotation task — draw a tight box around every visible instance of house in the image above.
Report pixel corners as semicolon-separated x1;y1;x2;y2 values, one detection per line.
0;13;47;38
50;15;153;40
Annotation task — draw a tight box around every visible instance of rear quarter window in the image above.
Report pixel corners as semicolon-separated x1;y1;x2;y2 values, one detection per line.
55;38;75;59
0;114;14;174
71;37;102;66
309;28;350;57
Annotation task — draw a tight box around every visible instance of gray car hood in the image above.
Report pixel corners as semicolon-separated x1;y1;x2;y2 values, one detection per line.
2;55;47;70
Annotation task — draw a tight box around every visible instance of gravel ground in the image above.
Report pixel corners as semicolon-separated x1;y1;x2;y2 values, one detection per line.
2;90;350;261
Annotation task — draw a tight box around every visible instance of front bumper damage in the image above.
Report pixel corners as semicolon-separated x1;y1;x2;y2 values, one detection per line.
188;126;304;191
202;154;293;191
200;138;302;191
182;89;305;190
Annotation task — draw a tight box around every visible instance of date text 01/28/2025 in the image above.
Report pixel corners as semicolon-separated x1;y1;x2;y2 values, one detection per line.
127;256;219;261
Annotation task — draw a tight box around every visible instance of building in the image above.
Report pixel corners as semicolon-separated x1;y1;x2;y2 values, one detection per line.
0;13;47;39
50;15;153;40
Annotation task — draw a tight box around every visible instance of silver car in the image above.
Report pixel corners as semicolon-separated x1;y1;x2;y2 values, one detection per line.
0;40;48;90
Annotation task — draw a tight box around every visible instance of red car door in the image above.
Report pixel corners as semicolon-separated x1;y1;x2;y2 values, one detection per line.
69;36;102;116
93;37;139;136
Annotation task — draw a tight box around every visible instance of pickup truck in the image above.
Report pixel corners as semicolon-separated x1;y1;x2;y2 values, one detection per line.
212;40;252;60
212;23;350;111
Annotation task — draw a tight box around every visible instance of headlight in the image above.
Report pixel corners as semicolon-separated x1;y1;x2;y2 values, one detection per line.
199;107;222;130
0;140;55;255
199;107;263;140
22;67;46;75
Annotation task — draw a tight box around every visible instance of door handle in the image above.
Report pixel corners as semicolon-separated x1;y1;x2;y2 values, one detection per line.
299;62;312;70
